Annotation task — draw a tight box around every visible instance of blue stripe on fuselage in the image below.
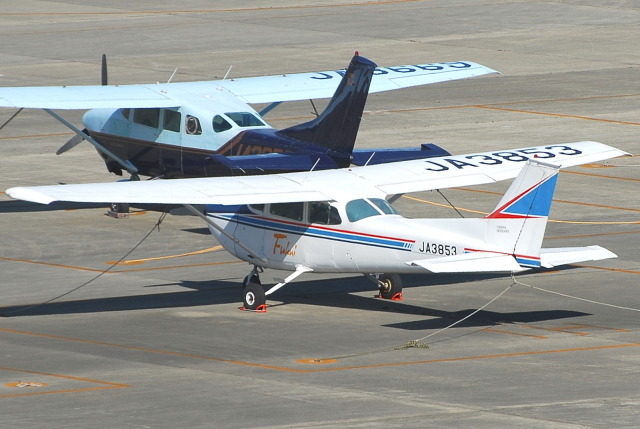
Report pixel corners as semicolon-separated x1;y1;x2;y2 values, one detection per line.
208;212;414;251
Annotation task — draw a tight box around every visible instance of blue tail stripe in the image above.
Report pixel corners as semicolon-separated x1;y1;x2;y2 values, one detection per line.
502;174;558;217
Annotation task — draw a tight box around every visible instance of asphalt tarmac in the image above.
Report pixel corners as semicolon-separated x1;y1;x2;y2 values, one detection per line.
1;1;640;428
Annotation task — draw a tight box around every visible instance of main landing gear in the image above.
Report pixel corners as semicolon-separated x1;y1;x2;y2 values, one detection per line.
240;264;313;312
367;273;403;301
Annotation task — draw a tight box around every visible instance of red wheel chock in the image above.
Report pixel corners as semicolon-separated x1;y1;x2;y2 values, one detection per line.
239;304;268;313
376;292;403;301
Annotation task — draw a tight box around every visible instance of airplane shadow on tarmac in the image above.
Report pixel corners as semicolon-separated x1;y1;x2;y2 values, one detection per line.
0;268;589;328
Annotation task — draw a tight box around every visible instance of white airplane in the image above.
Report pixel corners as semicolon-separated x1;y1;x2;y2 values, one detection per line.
7;141;627;311
0;54;497;180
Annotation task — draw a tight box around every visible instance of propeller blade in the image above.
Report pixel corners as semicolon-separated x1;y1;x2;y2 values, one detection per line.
101;53;108;86
56;133;84;155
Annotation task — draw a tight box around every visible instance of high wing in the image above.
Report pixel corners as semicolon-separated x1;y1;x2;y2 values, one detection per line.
6;142;628;206
0;61;497;110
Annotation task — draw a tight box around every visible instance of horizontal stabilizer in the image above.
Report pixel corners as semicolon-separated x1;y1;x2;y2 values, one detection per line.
540;246;617;268
407;252;525;273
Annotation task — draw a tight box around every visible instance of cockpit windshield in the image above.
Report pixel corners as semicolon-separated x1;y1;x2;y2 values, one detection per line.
224;112;266;128
345;198;398;222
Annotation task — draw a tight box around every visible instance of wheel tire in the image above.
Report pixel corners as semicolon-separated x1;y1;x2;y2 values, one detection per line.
243;282;266;310
378;273;402;299
242;274;261;288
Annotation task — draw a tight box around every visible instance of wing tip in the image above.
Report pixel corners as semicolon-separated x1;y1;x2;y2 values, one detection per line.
6;187;57;205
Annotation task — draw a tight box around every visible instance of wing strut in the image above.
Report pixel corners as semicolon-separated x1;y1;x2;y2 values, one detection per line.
182;204;268;264
43;109;138;175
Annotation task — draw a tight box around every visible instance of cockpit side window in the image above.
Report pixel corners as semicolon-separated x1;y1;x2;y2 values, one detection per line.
368;198;399;215
309;202;341;225
225;112;266;127
212;115;233;133
120;108;130;120
133;108;160;128
185;115;202;135
269;202;304;222
163;110;181;132
346;199;383;222
248;204;264;214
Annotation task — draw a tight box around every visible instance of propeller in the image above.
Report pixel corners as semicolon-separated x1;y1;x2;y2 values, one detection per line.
56;54;108;155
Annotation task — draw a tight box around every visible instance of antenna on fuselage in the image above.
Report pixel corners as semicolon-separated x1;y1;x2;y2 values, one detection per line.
301;158;321;183
167;68;178;84
217;65;233;90
101;54;108;86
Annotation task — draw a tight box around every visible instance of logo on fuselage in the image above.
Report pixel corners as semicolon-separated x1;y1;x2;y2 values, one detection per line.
273;233;298;256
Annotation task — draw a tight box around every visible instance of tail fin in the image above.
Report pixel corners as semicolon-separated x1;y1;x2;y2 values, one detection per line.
484;160;560;268
277;54;376;161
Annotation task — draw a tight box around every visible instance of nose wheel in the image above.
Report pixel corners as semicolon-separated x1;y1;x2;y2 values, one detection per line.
241;266;267;312
242;282;266;311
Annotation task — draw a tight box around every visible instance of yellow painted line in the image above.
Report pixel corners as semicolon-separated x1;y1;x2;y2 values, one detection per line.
546;230;640;240
563;170;640;183
473;105;640;127
0;256;107;273
1;327;638;374
402;195;487;215
0;365;129;399
568;323;629;333
0;1;432;16
572;264;640;276
106;245;223;265
0;255;242;273
523;325;589;336
453;187;640;213
402;195;640;224
482;328;547;339
109;260;243;273
0;132;72;141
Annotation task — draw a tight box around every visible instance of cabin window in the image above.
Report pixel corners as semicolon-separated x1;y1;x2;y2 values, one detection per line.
133;108;160;128
163;110;181;132
248;204;264;214
269;202;304;221
120;108;130;119
308;202;341;225
346;199;384;222
369;198;399;215
212;115;233;133
225;112;266;127
185;115;202;135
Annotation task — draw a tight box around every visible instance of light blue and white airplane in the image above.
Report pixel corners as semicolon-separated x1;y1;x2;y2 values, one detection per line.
7;141;627;311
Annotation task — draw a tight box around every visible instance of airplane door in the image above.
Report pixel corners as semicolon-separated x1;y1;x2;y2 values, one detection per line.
232;207;266;261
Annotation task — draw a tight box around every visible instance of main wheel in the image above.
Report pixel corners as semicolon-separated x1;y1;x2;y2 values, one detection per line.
243;282;266;310
378;273;402;299
242;273;261;288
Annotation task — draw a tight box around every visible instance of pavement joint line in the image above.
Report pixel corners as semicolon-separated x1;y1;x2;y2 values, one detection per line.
0;365;130;399
1;327;638;374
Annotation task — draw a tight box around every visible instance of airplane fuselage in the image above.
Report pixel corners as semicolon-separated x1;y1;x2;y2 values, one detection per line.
205;200;531;275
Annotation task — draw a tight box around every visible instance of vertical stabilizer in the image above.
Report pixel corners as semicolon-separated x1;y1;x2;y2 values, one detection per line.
277;54;377;162
484;160;560;268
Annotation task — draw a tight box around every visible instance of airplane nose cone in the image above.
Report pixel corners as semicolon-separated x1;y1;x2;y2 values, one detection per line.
82;108;117;132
